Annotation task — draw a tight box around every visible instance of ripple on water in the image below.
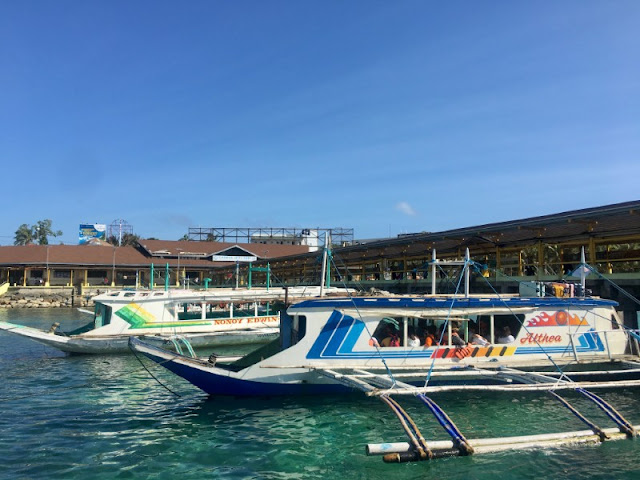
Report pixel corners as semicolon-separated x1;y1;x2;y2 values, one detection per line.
1;309;640;479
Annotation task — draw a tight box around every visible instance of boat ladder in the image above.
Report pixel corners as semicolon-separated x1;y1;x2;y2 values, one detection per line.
168;335;197;358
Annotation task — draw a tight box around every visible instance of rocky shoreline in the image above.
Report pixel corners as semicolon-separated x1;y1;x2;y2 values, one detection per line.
0;289;96;308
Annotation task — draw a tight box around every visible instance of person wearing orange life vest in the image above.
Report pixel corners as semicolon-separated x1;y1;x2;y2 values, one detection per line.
380;326;401;347
423;325;438;347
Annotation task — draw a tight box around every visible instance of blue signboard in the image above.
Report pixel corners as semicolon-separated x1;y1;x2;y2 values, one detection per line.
79;224;107;244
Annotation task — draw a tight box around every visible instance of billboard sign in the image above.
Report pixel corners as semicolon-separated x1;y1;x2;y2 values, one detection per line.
79;224;107;244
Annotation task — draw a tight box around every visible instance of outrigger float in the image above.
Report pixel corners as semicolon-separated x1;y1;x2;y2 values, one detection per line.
129;248;640;462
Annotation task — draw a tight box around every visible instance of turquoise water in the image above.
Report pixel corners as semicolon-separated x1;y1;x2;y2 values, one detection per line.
1;309;639;480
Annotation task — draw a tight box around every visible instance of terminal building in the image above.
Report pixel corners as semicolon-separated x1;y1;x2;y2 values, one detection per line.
1;201;639;324
0;239;310;290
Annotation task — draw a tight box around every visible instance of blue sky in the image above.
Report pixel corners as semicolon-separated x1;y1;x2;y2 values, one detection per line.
1;1;639;245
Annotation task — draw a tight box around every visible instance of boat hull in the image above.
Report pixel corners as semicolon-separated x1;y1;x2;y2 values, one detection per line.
0;321;278;354
130;337;640;396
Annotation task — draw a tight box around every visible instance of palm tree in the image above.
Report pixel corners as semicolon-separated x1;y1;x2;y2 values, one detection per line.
14;224;34;245
14;219;62;245
107;233;141;246
33;219;62;245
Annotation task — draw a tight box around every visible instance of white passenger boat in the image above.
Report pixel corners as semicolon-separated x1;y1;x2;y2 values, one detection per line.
130;290;640;395
129;250;640;462
0;286;347;354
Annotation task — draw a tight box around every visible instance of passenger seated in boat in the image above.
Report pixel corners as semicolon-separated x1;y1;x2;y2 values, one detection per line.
423;325;438;347
380;326;401;347
407;328;421;347
497;326;515;344
478;319;490;338
451;328;466;347
438;325;449;345
470;327;490;346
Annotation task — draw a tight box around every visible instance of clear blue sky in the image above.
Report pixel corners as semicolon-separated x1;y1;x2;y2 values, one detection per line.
1;1;639;245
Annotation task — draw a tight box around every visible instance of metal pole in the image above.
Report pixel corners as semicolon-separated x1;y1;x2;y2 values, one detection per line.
248;263;252;289
320;232;328;297
111;247;116;287
580;246;587;297
165;263;170;291
325;235;332;288
150;263;154;290
431;249;437;295
465;248;470;298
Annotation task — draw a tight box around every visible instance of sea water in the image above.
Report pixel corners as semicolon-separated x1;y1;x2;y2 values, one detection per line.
1;308;639;480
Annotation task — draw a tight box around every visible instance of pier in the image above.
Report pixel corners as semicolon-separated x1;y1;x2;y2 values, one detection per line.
214;201;640;327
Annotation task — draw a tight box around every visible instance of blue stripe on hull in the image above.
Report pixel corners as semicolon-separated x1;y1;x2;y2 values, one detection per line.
140;350;350;396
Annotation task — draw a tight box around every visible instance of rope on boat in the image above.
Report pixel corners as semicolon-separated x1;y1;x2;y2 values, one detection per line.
547;391;609;441
583;263;640;307
417;394;474;455
423;259;469;388
329;254;397;387
379;394;432;462
575;387;637;437
128;342;182;397
473;261;574;384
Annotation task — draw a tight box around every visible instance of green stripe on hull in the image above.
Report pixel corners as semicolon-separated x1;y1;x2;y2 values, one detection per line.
115;303;262;328
115;303;164;328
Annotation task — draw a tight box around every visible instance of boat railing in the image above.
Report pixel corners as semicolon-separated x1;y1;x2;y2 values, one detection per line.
567;328;640;362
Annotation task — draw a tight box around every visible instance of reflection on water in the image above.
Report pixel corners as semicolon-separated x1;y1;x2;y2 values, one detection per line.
1;308;640;479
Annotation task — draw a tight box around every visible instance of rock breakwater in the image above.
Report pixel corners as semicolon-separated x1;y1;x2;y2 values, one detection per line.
0;289;94;308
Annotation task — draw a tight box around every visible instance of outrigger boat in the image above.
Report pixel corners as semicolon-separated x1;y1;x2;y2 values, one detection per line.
0;285;347;354
130;249;640;462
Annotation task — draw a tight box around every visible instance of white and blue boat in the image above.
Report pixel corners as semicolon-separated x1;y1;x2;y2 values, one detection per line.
129;249;640;461
130;249;640;395
130;291;640;395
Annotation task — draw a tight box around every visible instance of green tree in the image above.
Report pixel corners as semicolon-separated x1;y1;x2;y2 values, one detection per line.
14;224;34;245
33;219;62;245
14;219;62;245
107;233;140;246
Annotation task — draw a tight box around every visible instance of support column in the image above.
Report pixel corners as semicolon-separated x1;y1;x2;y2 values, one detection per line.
589;237;596;265
537;242;544;279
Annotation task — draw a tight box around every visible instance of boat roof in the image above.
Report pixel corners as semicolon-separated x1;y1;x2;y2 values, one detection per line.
288;296;619;311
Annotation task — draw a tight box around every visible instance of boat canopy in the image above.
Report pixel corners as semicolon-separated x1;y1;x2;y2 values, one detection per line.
338;307;536;319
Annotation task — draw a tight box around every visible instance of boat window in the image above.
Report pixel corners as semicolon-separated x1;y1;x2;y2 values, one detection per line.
372;317;405;347
177;303;202;320
124;292;135;298
371;317;462;347
291;315;306;345
611;314;621;330
94;303;112;328
493;314;524;343
154;292;164;296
